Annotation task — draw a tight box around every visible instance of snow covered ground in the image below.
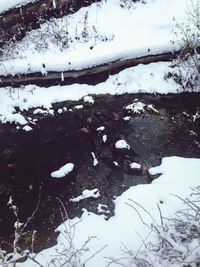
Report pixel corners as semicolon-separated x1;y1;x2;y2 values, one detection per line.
0;0;188;76
16;156;200;267
0;0;38;14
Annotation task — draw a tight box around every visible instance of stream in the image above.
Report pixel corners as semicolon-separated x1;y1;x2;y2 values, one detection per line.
0;92;199;252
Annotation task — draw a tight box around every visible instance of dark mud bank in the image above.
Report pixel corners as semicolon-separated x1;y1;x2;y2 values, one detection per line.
0;92;200;251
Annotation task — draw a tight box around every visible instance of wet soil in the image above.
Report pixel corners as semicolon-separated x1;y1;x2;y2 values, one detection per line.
0;92;199;252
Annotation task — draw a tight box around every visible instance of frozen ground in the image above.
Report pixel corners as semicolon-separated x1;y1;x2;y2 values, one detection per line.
0;0;188;76
16;156;200;267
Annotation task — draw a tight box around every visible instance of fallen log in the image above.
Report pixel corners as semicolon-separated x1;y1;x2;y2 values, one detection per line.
0;50;179;87
0;0;101;44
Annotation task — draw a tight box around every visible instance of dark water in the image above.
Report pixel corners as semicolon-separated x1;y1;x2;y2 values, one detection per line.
0;92;199;251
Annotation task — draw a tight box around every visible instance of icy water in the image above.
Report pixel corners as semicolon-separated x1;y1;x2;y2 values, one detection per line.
0;92;199;251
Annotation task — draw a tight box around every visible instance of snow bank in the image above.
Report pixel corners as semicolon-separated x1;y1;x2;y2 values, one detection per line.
17;156;200;267
0;60;195;125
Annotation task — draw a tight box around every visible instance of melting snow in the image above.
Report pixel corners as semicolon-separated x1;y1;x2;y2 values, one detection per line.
96;126;105;131
83;96;95;104
123;116;131;121
130;162;141;169
18;157;200;267
125;99;146;114
91;152;98;166
70;188;100;203
115;139;130;150
23;125;33;132
74;105;83;110
97;203;110;214
51;163;74;178
102;135;107;143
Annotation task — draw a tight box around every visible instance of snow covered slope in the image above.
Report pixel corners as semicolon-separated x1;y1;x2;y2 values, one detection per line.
0;0;188;76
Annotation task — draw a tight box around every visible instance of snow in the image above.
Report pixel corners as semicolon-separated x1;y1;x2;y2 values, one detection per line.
0;60;196;125
126;99;159;114
0;0;188;76
83;95;95;104
102;135;107;143
0;1;199;266
14;221;23;229
70;189;100;203
123;116;131;121
33;108;54;115
91;152;98;166
115;139;130;150
57;108;63;114
33;108;48;115
51;163;74;178
125;99;146;114
0;0;38;14
74;104;83;110
130;162;141;169
97;203;110;214
96;126;105;131
192;109;200;122
113;161;119;166
23;125;33;132
147;104;159;113
16;156;200;267
3;113;28;125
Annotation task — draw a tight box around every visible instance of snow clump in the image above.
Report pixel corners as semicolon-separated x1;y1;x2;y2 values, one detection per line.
96;126;105;131
126;99;146;114
91;152;98;166
70;188;100;202
115;139;130;150
51;163;74;178
23;125;33;132
130;162;141;169
83;96;95;104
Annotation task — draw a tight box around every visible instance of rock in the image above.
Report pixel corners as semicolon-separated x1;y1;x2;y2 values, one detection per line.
79;127;90;133
112;112;120;121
